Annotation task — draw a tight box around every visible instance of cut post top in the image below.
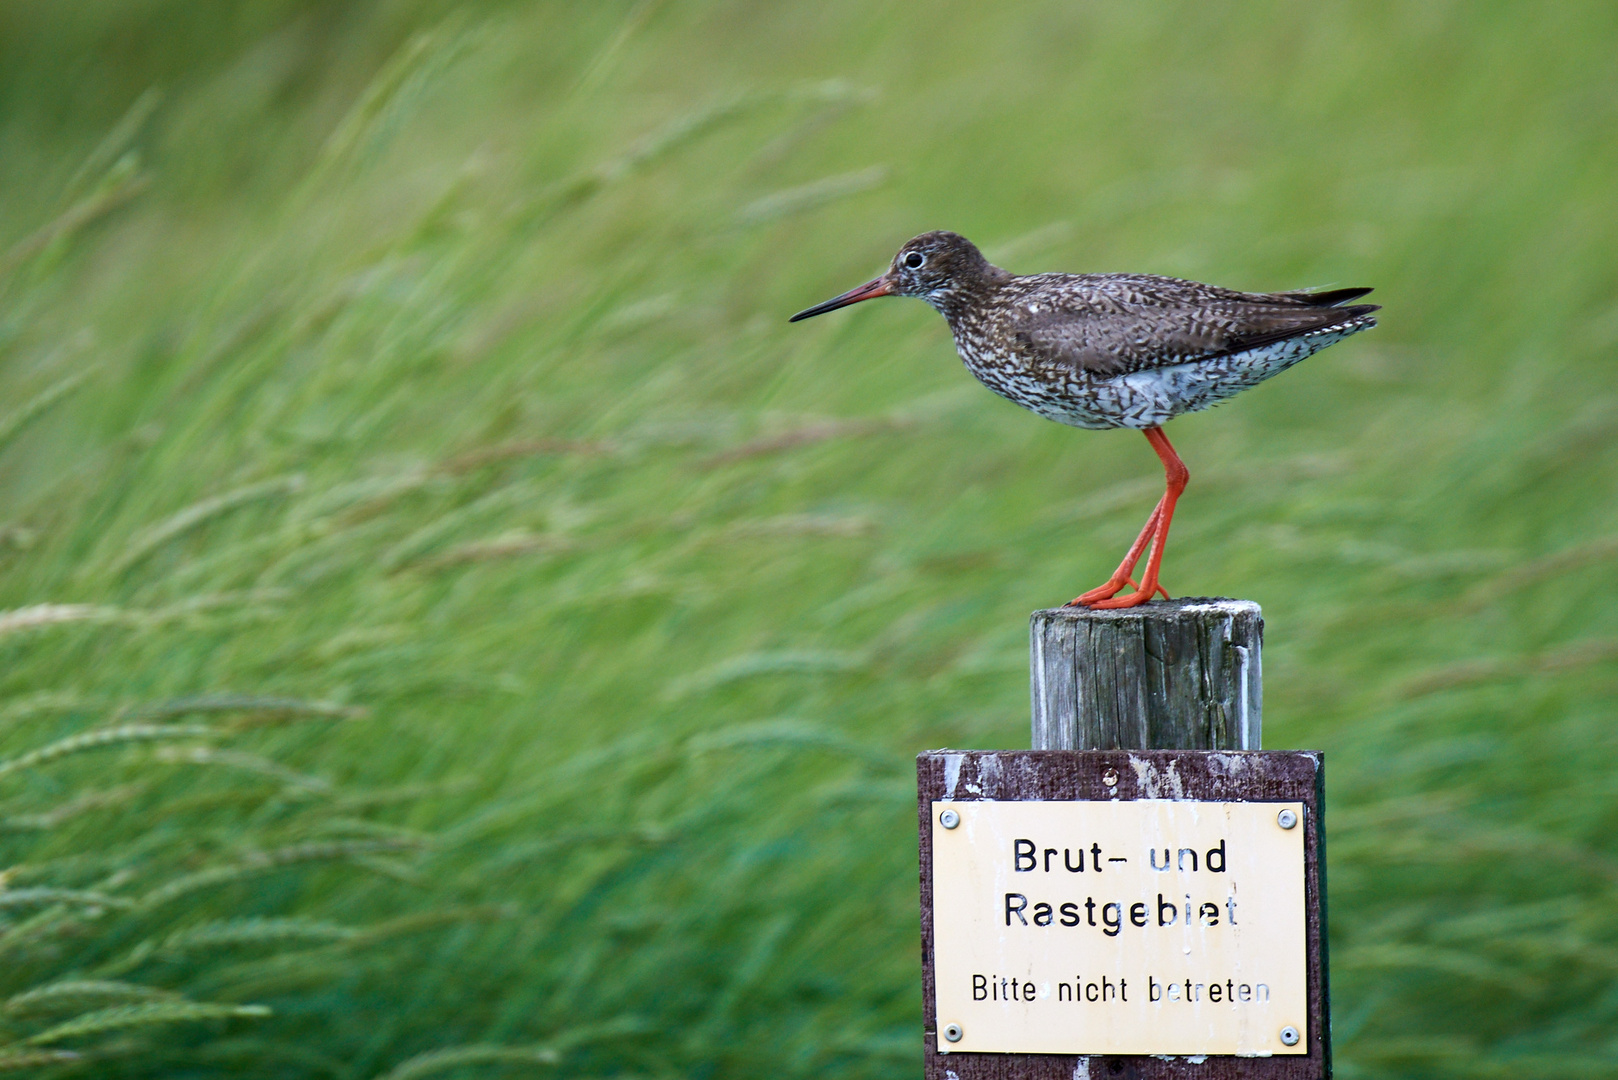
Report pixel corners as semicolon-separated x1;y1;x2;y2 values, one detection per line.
1030;597;1263;753
1033;597;1261;625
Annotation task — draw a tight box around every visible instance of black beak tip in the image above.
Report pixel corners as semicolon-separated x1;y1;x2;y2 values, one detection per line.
788;304;832;323
788;276;892;324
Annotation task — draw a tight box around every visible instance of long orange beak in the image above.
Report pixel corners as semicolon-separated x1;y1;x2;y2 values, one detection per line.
789;275;894;322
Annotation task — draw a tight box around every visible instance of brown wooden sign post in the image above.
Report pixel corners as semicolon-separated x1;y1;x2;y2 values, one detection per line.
918;599;1328;1079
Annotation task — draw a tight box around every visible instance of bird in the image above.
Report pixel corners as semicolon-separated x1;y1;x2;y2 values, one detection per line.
789;231;1378;608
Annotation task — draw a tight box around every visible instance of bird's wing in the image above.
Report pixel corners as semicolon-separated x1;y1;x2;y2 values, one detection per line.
1007;274;1378;379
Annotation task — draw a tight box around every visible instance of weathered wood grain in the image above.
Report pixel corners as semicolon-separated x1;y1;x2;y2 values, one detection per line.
917;750;1328;1080
1031;599;1263;752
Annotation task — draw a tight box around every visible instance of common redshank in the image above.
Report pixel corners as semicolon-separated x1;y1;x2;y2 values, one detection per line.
790;231;1378;608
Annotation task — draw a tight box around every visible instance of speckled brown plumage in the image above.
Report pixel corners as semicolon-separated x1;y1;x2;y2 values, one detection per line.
790;230;1379;607
792;231;1378;429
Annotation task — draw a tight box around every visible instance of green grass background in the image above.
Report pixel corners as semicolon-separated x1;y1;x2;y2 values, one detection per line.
1;1;1615;1077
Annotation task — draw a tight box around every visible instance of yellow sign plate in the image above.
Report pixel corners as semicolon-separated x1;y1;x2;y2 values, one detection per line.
931;799;1306;1056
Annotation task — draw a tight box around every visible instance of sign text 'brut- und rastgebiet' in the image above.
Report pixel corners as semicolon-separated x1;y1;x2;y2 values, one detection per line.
930;800;1307;1056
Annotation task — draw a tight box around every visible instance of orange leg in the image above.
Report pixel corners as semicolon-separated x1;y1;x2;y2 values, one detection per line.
1068;427;1188;609
1066;497;1164;606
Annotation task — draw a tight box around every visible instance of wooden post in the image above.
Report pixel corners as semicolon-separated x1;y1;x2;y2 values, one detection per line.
1030;598;1263;751
917;597;1328;1078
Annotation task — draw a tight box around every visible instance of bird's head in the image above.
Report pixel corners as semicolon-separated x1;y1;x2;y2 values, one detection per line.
789;231;1000;322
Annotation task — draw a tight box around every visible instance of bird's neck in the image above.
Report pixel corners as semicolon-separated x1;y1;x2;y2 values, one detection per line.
926;265;1012;326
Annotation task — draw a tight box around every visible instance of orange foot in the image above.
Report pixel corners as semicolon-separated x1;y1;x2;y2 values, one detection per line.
1066;577;1134;606
1066;578;1169;608
1088;582;1171;609
1066;502;1164;607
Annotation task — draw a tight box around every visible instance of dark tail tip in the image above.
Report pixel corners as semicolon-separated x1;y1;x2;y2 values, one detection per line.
1306;287;1375;307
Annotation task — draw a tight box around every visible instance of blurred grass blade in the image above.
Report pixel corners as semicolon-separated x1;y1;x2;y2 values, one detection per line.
24;1002;271;1046
0;368;95;453
62;88;162;205
108;474;306;575
0;726;214;781
0;161;149;281
5;981;181;1017
156;917;356;954
373;1044;559;1080
0;605;121;640
0;889;133;911
0;1050;84;1071
736;165;888;224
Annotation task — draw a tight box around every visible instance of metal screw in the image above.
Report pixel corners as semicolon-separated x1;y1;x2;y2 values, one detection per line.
1279;1026;1300;1046
939;808;960;830
943;1024;963;1043
1101;768;1118;788
1277;808;1298;830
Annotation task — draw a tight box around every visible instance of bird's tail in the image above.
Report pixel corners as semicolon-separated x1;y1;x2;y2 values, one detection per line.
1292;286;1375;308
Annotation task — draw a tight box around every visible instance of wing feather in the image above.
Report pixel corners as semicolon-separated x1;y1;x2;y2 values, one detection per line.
1007;275;1378;379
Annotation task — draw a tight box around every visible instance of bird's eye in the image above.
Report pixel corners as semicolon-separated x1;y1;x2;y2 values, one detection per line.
903;251;925;270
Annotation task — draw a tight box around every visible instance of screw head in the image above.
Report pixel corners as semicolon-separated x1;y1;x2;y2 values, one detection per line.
943;1024;963;1043
1277;808;1298;830
939;808;960;830
1279;1026;1300;1046
1101;768;1118;788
